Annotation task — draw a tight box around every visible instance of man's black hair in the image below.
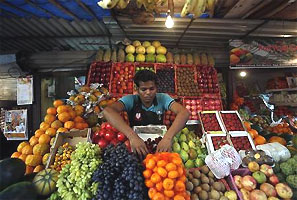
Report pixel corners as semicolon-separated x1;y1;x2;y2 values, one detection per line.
133;69;157;87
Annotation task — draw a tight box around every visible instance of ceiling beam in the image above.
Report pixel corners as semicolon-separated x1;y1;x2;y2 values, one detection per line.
241;19;269;38
263;0;297;18
175;18;194;47
0;35;109;40
0;0;38;17
48;0;78;20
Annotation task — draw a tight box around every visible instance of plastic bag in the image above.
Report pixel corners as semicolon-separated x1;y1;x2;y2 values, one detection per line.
256;142;290;162
205;145;241;179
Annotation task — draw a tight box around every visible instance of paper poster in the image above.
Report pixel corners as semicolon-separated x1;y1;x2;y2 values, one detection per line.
3;109;28;140
17;76;33;105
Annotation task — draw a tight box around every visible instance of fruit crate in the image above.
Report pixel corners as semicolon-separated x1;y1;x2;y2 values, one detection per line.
87;61;112;88
229;132;256;152
155;63;176;95
46;128;91;169
205;133;230;154
196;65;220;95
109;62;135;95
182;97;203;120
219;111;246;134
199;111;226;134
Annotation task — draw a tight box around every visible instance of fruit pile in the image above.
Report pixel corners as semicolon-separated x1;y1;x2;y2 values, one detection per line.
274;106;294;117
234;163;294;200
110;63;134;94
221;113;245;131
143;152;189;200
88;62;111;87
144;137;162;153
177;67;199;96
211;136;229;150
242;150;274;167
184;99;202;120
51;142;74;171
172;128;207;169
163;110;176;127
55;142;102;200
92;144;147;199
230;136;252;151
200;113;222;132
91;122;129;150
244;121;267;146
197;66;219;94
250;115;271;131
135;65;155;73
156;67;175;94
202;98;221;111
186;166;229;200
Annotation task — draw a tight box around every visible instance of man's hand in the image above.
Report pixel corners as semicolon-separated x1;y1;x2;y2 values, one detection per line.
129;135;149;159
156;135;172;152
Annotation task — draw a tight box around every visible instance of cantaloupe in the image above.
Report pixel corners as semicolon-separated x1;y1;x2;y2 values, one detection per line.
33;169;59;196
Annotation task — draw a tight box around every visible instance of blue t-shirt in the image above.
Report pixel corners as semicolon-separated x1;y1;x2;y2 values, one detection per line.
119;93;175;114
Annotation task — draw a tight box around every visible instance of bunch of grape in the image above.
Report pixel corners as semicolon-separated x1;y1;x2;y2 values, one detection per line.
55;142;102;200
92;143;148;200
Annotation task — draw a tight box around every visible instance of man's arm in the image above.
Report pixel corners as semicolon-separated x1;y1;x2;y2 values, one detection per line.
156;102;190;152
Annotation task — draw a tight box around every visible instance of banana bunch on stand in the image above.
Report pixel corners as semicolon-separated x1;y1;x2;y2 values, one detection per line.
98;0;130;9
136;0;167;13
181;0;216;18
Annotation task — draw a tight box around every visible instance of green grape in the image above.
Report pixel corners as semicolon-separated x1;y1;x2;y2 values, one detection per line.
56;142;102;200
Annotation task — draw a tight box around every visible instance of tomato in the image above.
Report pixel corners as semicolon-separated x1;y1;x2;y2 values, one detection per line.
99;130;105;137
105;123;112;130
117;132;126;142
92;131;101;144
104;131;115;141
98;138;108;149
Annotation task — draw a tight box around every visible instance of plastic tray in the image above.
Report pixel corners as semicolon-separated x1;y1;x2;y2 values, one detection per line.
199;111;226;134
220;111;246;133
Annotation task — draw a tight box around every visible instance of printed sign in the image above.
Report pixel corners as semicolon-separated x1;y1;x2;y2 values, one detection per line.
3;109;28;140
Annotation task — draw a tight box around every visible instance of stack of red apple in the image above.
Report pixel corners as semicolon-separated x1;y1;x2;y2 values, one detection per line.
275;106;294;117
211;136;230;150
183;99;202;120
110;63;134;94
144;136;162;153
197;66;219;94
230;136;252;151
163;110;176;127
91;122;130;151
233;164;293;200
202;98;222;110
221;113;245;131
200;113;222;132
88;62;111;87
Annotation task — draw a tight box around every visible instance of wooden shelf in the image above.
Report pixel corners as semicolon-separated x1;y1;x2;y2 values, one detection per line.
266;88;297;93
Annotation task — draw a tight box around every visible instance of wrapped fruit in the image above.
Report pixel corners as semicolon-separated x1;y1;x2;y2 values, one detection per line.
174;53;180;64
186;53;193;65
51;142;74;171
103;48;111;62
193;52;201;65
95;49;104;61
166;52;173;63
180;54;187;64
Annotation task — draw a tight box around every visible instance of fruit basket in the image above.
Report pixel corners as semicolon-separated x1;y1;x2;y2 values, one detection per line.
205;133;231;154
220;111;246;133
229;132;256;152
87;61;112;87
199;111;226;134
183;97;203;120
155;63;176;95
109;62;135;95
176;64;200;97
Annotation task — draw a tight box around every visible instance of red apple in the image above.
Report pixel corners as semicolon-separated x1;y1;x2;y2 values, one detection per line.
260;183;276;197
98;138;108;149
249;189;267;200
269;175;279;186
241;175;257;191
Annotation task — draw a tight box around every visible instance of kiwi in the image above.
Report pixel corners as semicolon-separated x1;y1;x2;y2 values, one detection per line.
193;170;201;178
219;191;223;196
186;182;194;191
188;173;194;180
191;193;199;200
201;183;210;191
213;182;221;191
219;196;229;200
201;176;210;184
219;182;225;192
198;190;208;200
208;171;214;178
209;177;214;185
210;189;220;200
192;178;200;187
194;186;202;194
201;165;209;174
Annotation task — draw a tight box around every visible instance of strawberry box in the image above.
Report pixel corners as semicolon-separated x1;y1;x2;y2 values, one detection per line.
205;133;231;154
220;111;245;133
229;132;256;151
199;111;226;134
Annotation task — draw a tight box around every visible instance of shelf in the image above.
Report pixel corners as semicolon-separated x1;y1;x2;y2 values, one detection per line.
269;102;297;107
266;88;297;93
186;120;200;125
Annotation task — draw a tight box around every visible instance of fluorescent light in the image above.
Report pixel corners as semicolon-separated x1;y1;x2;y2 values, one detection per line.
239;71;247;77
281;35;293;38
165;15;174;28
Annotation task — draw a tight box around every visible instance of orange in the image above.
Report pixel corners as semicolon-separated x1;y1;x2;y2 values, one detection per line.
157;160;167;167
45;127;57;137
57;127;68;133
34;129;45;138
75;123;85;130
74;116;84;123
177;167;184;176
57;105;69;114
22;145;33;155
152;192;165;200
146;158;156;169
151;173;161;184
164;190;175;198
68;110;76;120
40;122;50;131
44;114;56;124
25;165;34;175
74;105;84;116
33;165;44;173
64;121;75;129
254;135;266;145
145;179;154;188
53;99;64;108
174;194;185;200
148;188;157;199
19;154;27;162
153;167;158;173
51;120;63;129
11;152;21;158
39;134;50;144
172;157;182;165
243;121;251;130
178;175;186;182
168;171;179;179
29;136;39;146
82;123;89;129
47;107;57;115
156;182;163;192
157;167;167;178
174;180;185;192
163;178;174;190
165;163;177;171
58;112;71;123
143;169;153;179
248;129;258;139
17;141;29;152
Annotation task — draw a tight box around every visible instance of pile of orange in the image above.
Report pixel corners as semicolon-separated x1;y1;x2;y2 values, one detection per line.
143;152;190;200
244;121;266;146
267;122;293;135
11;99;89;174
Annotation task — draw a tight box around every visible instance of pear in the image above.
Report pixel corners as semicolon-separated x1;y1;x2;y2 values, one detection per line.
181;142;189;152
172;142;181;153
180;150;189;162
181;127;189;135
185;160;195;169
179;134;187;143
195;158;204;167
189;148;198;160
188;140;196;149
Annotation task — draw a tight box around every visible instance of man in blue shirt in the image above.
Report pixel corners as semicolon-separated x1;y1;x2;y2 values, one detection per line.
103;70;190;158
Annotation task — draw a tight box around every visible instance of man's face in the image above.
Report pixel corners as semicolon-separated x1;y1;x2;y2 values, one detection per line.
137;81;157;105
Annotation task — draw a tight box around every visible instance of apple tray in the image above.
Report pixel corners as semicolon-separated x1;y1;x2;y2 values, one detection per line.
199;111;226;134
229;132;256;151
86;61;112;87
155;63;176;96
182;97;203;121
205;133;230;154
219;111;246;134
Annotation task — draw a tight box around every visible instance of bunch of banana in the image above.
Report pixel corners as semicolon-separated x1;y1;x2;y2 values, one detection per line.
98;0;130;9
181;0;216;18
136;0;167;13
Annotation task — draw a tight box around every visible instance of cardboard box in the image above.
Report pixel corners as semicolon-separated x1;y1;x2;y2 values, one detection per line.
45;128;91;169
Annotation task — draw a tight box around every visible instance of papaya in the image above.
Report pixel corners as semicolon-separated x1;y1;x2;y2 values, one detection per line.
201;53;208;65
111;48;117;62
95;49;104;61
208;54;215;66
166;52;173;63
186;53;193;65
174;53;180;64
0;158;26;191
103;48;111;62
193;52;201;65
0;181;37;199
180;54;186;64
117;48;125;62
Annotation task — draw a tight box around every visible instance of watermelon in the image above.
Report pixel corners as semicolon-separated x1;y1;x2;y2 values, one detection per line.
32;169;59;196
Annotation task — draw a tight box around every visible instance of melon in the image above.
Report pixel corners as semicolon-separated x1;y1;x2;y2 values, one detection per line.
33;169;59;196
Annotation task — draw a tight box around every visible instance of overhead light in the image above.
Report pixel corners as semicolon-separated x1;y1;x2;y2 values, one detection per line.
239;71;247;77
165;10;174;28
281;35;293;38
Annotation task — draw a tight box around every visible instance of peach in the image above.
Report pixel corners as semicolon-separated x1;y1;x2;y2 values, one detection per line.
260;164;274;177
241;175;257;191
250;189;267;200
234;175;243;189
275;183;293;199
260;183;277;197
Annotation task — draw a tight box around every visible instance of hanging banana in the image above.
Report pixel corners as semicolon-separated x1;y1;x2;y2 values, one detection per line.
192;0;206;18
206;0;215;17
181;0;216;18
